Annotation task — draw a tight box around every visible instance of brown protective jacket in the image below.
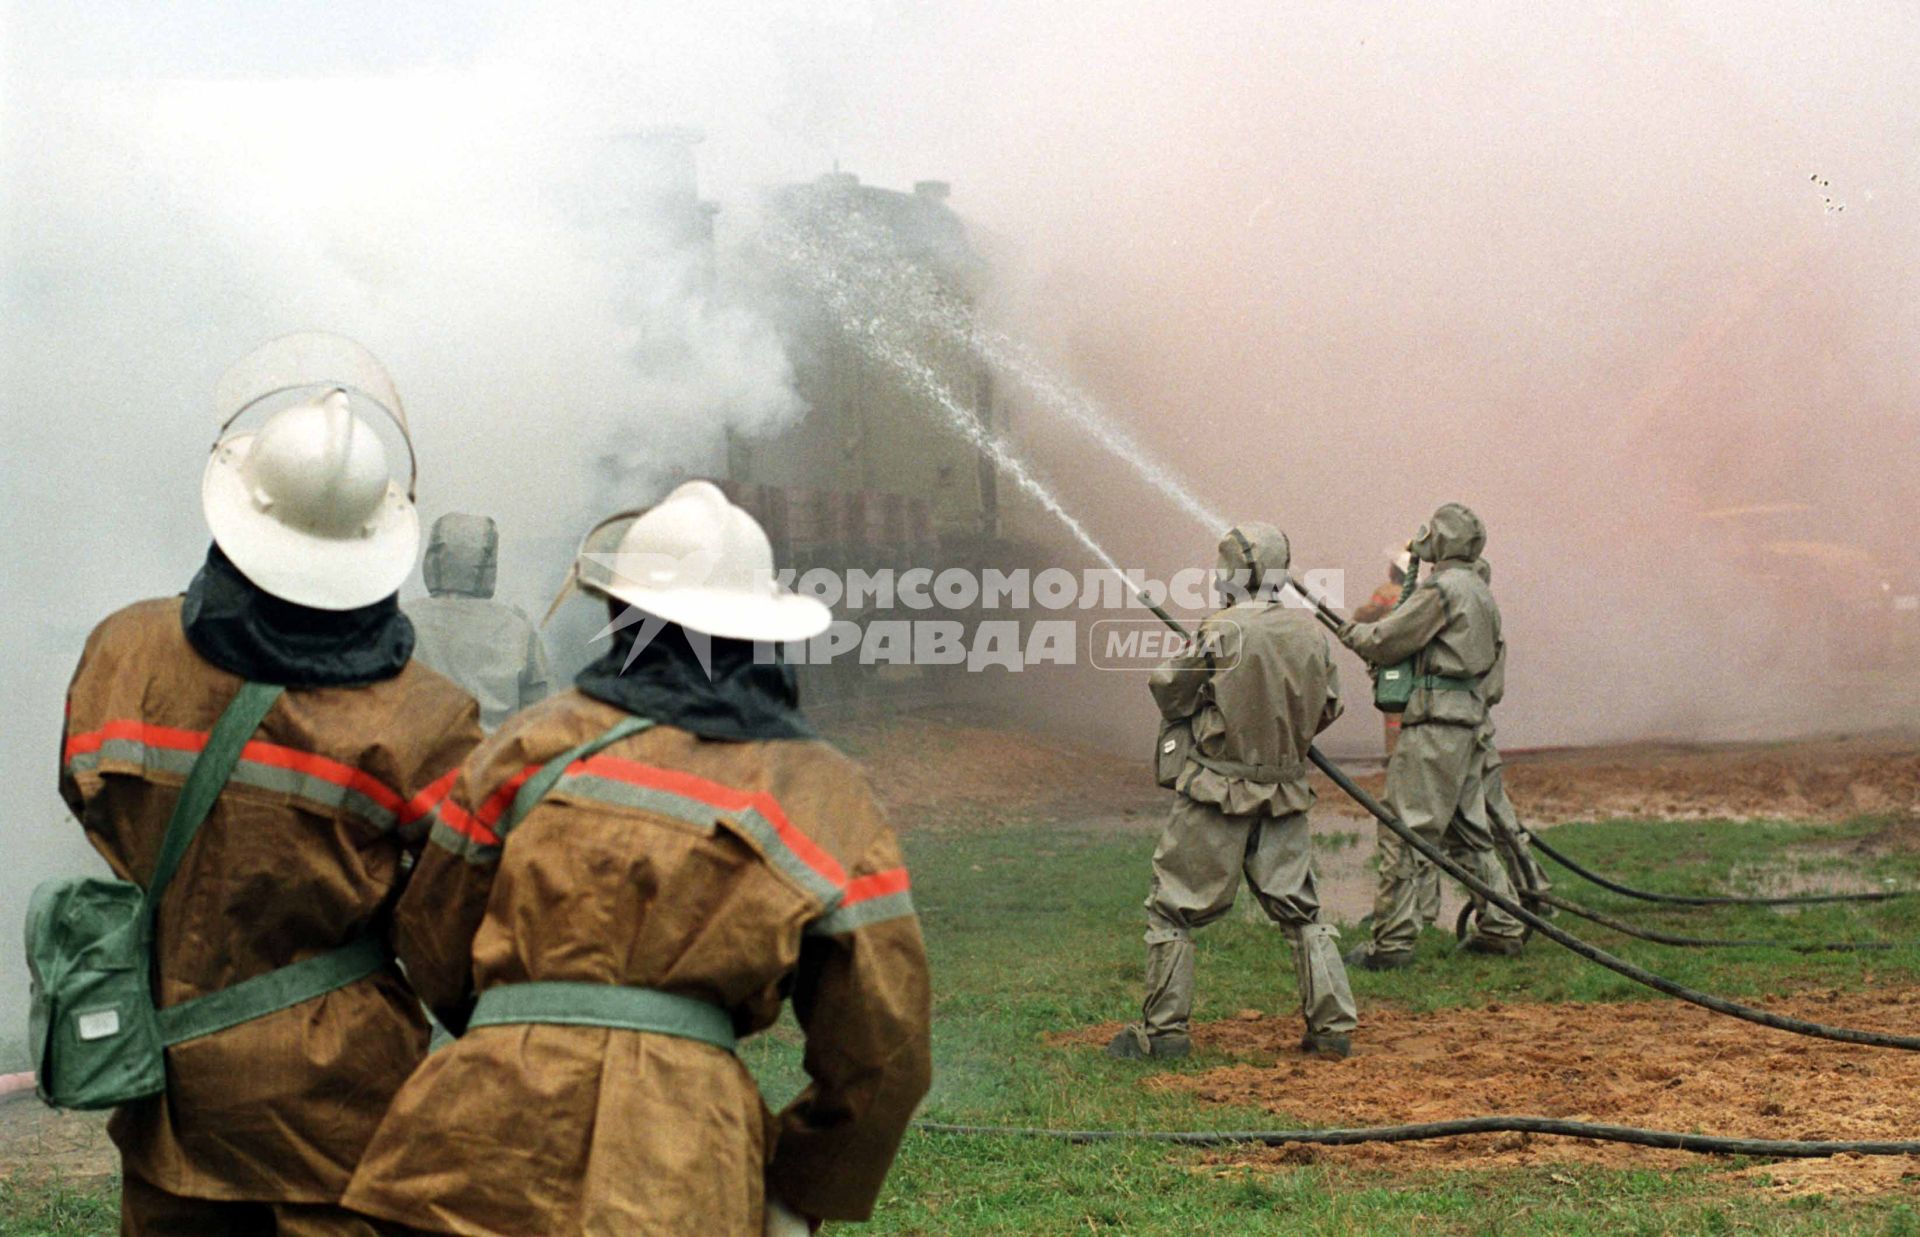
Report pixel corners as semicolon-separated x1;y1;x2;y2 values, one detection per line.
1149;600;1344;817
58;598;481;1203
343;689;932;1235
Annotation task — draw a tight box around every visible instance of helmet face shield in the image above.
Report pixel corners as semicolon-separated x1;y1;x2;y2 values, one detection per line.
201;335;421;610
214;332;416;499
542;507;646;626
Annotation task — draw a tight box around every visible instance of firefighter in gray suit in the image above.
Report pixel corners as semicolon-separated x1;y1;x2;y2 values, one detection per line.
1109;523;1358;1062
1340;503;1526;969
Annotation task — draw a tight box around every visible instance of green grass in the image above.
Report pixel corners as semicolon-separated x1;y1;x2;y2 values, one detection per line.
0;1177;117;1237
743;810;1920;1233
10;812;1920;1233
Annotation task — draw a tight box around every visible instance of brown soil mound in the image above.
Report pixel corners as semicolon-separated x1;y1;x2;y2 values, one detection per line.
1060;986;1920;1190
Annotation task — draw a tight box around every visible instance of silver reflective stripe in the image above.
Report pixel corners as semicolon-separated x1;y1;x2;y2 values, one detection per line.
556;774;718;831
549;775;845;906
808;890;917;937
428;815;499;865
726;803;845;905
72;740;399;834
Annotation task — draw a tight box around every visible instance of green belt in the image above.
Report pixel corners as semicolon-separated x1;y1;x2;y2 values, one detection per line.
157;933;389;1047
1412;675;1479;693
468;982;738;1053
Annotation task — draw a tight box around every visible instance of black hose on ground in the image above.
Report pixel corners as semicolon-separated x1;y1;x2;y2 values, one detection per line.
1525;828;1907;907
1528;891;1893;953
1308;749;1920;1050
914;1118;1920;1158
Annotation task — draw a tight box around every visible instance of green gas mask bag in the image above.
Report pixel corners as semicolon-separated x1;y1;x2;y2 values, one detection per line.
26;683;286;1109
1372;559;1420;714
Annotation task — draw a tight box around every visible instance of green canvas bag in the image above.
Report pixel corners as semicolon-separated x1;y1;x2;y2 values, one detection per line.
1372;561;1421;715
25;682;283;1110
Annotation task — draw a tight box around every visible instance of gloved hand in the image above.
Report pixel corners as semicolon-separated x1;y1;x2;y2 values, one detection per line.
765;1196;817;1236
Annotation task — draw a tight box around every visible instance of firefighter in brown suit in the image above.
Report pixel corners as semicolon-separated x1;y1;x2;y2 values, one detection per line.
344;481;933;1235
59;336;482;1234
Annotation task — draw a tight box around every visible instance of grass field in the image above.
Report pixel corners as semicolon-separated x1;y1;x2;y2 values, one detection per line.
8;810;1920;1234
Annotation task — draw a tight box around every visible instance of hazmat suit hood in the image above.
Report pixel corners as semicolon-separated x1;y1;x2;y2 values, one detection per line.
422;513;498;599
182;542;415;687
574;608;814;741
1215;522;1291;598
1410;503;1486;564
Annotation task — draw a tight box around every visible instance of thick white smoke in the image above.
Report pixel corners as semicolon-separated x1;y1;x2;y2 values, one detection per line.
4;0;1916;1060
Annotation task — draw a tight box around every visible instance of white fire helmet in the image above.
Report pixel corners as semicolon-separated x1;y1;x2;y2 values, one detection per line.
200;333;419;611
574;481;831;643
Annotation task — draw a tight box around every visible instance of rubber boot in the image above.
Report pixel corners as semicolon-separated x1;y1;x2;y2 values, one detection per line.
1291;924;1358;1037
1343;942;1414;972
1141;926;1196;1041
1299;1031;1352;1060
1106;1024;1191;1061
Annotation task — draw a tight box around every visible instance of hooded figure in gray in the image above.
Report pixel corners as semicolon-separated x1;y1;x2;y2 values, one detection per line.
404;514;552;731
1109;522;1358;1062
1338;503;1526;966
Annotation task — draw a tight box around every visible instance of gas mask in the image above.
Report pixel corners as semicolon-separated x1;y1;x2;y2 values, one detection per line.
1408;522;1436;564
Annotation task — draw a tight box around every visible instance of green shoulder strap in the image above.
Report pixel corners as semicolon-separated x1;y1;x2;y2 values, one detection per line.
502;715;654;836
144;681;285;909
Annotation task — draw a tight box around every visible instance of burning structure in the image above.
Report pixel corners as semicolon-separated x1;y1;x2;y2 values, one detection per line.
578;131;1025;703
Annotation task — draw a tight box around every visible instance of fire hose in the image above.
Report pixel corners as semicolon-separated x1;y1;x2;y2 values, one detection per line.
1265;577;1910;911
1447;810;1892;953
1524;827;1907;907
906;590;1920;1159
915;1119;1920;1158
1303;747;1920;1049
1458;884;1894;953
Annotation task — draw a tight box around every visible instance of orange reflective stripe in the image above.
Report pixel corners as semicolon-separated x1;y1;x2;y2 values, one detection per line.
843;867;910;906
809;866;916;935
476;753;850;892
63;717;428;836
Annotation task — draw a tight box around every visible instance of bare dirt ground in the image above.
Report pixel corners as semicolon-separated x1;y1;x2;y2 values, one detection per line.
0;1089;112;1190
1057;986;1920;1194
838;710;1920;831
1491;735;1920;825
